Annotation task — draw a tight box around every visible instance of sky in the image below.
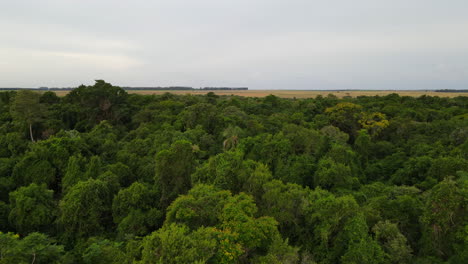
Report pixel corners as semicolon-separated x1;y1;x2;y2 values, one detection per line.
1;0;468;90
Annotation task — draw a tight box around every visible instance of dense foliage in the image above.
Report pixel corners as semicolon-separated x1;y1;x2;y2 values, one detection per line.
0;81;467;263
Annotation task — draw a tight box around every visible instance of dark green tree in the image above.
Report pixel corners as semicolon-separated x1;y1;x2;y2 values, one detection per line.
10;90;46;142
9;183;55;234
314;157;358;191
420;178;466;260
82;238;127;264
112;182;162;237
59;179;111;241
155;140;197;207
0;232;64;264
372;221;413;264
61;155;86;194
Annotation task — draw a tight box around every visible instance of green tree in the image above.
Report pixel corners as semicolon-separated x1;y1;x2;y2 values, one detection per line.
11;152;56;188
192;150;271;195
112;182;162;237
61;154;86;194
354;129;371;165
338;214;385;264
155;140;197;207
82;239;127;264
372;221;413;264
222;126;242;151
240;133;292;179
65;80;130;127
282;124;322;155
0;232;64;264
84;155;102;179
325;102;363;140
358;112;389;137
361;184;423;250
59;179;111;241
427;156;468;182
302;189;361;261
390;156;432;186
320;125;349;145
10;90;46;142
165;185;231;229
0;201;9;231
0;232;21;263
420;178;466;259
181;103;219;133
260;180;309;244
9;183;55;234
140;224;242;264
314;157;358;191
252;237;299;264
161;185;295;262
18;232;64;264
220;193;280;258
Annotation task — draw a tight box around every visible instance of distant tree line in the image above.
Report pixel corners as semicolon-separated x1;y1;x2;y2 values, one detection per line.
0;86;249;91
435;89;468;93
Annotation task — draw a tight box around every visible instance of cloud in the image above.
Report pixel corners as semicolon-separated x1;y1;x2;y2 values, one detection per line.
0;0;467;89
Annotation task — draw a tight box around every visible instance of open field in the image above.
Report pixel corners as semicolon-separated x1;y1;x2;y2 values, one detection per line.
50;89;467;98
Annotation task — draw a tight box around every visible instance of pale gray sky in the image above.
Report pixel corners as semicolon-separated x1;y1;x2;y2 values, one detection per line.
1;0;468;89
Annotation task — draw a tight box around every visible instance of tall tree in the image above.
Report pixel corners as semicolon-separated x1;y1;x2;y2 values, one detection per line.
0;232;64;264
10;90;46;142
59;179;111;241
112;182;162;237
154;140;197;207
64;80;130;128
9;183;55;234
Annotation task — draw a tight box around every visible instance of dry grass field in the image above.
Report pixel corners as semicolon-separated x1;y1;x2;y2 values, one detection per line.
39;90;468;98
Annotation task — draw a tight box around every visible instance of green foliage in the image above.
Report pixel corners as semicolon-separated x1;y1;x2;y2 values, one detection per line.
314;157;358;191
0;232;64;264
9;183;55;234
65;80;129;127
260;180;308;243
112;182;162;237
354;129;371;164
182;103;219;133
221;194;278;253
420;178;467;259
192;150;271;195
325;102;362;139
372;221;413;264
192;151;245;192
339;214;385;264
10;90;46;142
155;140;197;207
1;86;467;263
165;185;231;229
59;179;112;241
162;184;293;262
84;155;103;179
320;125;349;145
141;224;242;264
302;188;362;261
361;184;423;248
61;154;86;193
82;239;127;264
106;162;134;187
358;112;389;137
0;132;30;157
252;237;299;264
12;154;56;188
0;201;9;231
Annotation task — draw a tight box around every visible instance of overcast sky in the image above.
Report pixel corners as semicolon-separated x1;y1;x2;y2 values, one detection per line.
1;0;468;90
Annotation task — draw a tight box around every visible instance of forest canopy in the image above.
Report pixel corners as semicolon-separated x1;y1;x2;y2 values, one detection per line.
0;81;467;264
